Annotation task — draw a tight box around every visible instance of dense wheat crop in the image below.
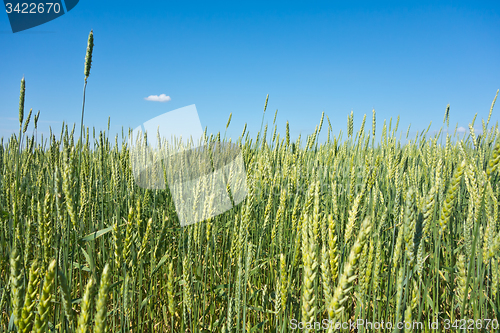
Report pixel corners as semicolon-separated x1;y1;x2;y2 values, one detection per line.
2;34;500;333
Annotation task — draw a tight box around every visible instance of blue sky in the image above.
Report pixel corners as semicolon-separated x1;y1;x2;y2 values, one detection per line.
1;1;499;144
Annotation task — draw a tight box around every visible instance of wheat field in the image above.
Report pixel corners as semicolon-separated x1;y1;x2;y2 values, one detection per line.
1;32;500;333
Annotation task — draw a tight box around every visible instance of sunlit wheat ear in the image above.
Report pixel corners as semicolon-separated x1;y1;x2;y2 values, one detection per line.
488;232;500;259
18;77;25;127
348;111;353;137
301;214;317;332
94;263;111;333
348;159;356;205
483;212;495;264
79;29;94;163
358;113;366;141
260;190;274;245
372;108;376;138
329;216;371;320
486;89;498;127
327;215;339;283
404;306;412;333
272;189;286;248
487;139;500;178
456;254;468;311
304;177;315;216
34;260;56;333
403;188;417;265
33;109;40;130
275;276;281;315
403;275;418;326
123;208;134;267
227;294;236;333
138;217;152;260
344;190;363;246
167;261;175;317
76;277;94;333
438;160;465;236
154;216;169;260
279;253;287;312
245;240;254;283
23;108;32;134
10;246;24;330
421;181;437;241
443;104;450;127
320;246;333;319
286;121;290;147
492;259;499;298
84;30;94;81
19;260;39;333
302;218;317;331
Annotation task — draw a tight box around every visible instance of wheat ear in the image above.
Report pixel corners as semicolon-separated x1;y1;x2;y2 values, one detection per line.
329;216;372;319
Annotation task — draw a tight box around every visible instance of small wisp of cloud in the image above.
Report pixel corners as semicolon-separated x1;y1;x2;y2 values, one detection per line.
457;126;467;133
144;94;171;102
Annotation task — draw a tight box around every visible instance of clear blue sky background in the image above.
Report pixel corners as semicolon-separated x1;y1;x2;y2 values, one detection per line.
1;1;499;144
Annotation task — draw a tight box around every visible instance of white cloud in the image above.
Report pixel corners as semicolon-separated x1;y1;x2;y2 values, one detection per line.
457;126;466;133
144;94;171;102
